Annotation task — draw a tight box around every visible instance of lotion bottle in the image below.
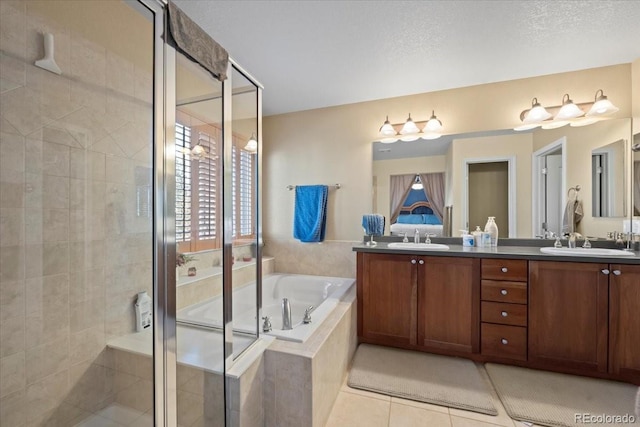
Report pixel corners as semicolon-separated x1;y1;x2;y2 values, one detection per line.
484;217;499;247
135;291;152;332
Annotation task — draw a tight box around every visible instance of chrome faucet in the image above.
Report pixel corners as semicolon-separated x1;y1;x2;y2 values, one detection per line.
414;229;420;244
424;233;435;244
568;233;577;249
303;306;314;324
262;316;272;332
402;233;409;243
282;298;292;330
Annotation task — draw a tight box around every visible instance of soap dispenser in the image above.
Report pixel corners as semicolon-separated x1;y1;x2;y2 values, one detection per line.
472;226;484;248
484;217;499;247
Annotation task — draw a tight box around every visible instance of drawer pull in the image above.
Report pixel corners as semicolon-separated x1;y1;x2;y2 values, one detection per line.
612;270;621;276
501;267;508;273
418;259;425;265
411;259;417;264
501;339;508;345
501;311;508;317
601;269;610;275
500;289;508;295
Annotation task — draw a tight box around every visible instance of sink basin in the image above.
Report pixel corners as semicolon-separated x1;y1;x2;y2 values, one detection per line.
387;242;450;251
540;247;635;257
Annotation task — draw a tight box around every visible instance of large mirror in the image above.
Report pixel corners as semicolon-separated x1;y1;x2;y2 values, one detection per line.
372;118;632;239
633;130;640;217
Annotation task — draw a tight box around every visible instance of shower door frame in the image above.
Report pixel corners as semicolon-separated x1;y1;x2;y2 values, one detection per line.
158;10;265;427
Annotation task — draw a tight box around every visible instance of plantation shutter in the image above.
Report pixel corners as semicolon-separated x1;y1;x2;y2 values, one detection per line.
175;123;192;243
195;128;220;245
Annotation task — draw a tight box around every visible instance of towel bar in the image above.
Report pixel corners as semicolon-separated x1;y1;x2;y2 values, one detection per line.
287;184;341;191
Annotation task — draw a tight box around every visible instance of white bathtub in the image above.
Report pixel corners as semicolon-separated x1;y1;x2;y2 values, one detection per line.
177;273;355;343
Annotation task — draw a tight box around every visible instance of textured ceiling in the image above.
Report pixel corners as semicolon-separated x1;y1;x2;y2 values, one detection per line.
174;0;640;117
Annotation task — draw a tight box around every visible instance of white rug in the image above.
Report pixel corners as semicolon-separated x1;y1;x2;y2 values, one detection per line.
486;363;640;427
348;344;498;415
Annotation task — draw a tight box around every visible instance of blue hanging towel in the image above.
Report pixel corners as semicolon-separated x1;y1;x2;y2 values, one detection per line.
293;185;328;243
362;214;385;236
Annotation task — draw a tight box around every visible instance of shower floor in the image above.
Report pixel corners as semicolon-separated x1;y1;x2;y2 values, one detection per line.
73;403;152;427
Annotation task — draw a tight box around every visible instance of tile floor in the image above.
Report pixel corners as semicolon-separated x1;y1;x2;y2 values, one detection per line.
326;364;539;427
73;404;153;427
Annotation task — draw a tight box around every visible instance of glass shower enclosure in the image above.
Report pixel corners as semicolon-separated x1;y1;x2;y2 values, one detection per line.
0;0;262;425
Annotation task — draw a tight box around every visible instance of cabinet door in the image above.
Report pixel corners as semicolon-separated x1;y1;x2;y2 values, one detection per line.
417;257;480;353
609;264;640;381
529;261;608;373
359;252;417;346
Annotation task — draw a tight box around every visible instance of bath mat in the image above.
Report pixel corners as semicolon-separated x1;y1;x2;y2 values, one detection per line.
347;344;498;415
485;363;640;427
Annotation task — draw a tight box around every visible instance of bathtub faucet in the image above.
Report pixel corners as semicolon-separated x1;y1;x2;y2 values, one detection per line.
303;306;314;324
282;298;292;330
262;316;272;332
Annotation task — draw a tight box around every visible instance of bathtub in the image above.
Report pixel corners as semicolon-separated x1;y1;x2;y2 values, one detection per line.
177;273;355;343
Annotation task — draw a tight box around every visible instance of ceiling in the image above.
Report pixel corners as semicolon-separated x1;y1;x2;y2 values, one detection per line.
174;1;640;117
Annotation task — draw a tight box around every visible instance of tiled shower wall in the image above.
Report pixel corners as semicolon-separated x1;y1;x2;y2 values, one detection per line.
0;1;153;425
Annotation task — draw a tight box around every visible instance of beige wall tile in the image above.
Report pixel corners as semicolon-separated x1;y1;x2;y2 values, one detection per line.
265;239;356;278
0;389;25;427
0;351;25;397
115;378;153;413
43;175;69;209
69;326;104;365
25;336;69;385
0;132;25;178
69;147;106;181
0;314;24;357
25;369;69;424
0;279;24;322
0;180;25;209
42;209;69;243
0;245;25;282
0;208;25;247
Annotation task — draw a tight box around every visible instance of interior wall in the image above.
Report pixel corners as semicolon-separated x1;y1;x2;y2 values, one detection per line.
263;65;632;276
450;133;533;237
532;118;632;237
372;155;446;234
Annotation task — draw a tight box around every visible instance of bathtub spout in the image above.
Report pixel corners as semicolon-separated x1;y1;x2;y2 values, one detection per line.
282;298;292;330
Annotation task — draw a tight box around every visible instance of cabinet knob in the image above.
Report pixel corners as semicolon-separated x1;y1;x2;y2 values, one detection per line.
601;269;610;275
500;289;508;296
501;339;508;345
501;267;508;273
418;259;424;265
411;259;417;264
501;311;508;317
612;270;621;276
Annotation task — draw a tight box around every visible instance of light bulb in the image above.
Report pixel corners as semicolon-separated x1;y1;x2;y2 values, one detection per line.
586;90;618;117
555;94;584;120
379;116;397;137
523;98;552;124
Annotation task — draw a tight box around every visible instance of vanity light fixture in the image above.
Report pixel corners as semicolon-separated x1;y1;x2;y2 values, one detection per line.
244;133;258;153
422;110;443;140
375;112;445;143
411;175;423;190
586;89;619;117
399;114;421;141
522;98;552;124
555;94;584;120
514;90;618;131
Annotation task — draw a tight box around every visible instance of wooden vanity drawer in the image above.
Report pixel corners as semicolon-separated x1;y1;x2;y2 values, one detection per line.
481;323;527;361
481;280;527;304
481;301;527;327
481;259;527;282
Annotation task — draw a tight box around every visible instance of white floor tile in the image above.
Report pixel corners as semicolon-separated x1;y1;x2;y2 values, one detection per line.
74;414;126;427
97;404;144;425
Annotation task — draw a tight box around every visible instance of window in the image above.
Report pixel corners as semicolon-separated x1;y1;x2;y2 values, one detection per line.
175;121;255;252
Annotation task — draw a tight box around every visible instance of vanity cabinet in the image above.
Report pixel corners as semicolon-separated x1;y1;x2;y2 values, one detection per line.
417;256;480;354
528;261;609;373
480;259;528;361
357;253;479;353
609;264;640;382
358;253;417;346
